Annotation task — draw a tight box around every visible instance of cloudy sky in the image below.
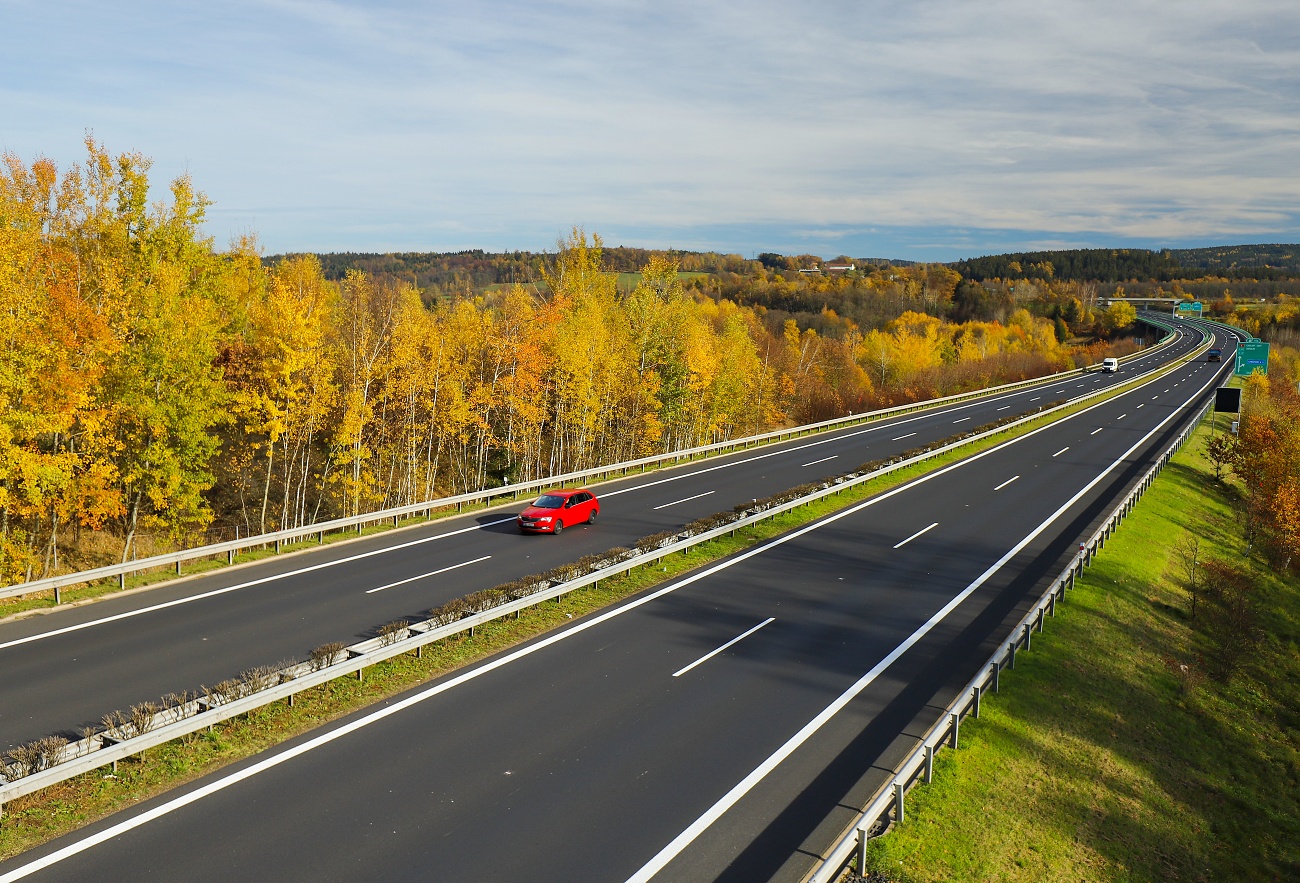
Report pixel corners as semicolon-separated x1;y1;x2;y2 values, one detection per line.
3;1;1298;260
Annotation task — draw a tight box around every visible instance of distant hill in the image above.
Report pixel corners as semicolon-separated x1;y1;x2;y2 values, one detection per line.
264;247;760;291
950;248;1185;282
1167;244;1300;274
951;245;1300;282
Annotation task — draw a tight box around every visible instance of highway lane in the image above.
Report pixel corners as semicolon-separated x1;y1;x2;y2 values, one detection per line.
0;318;1211;751
0;323;1239;881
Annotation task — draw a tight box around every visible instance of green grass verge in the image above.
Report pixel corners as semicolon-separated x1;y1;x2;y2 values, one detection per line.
860;409;1300;882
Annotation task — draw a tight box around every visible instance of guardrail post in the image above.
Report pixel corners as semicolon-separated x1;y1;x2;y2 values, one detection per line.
991;660;1000;692
924;744;935;783
972;685;981;719
275;539;281;553
119;573;125;590
1049;593;1056;617
228;549;234;565
1008;640;1017;669
949;712;960;749
54;584;61;604
1024;623;1032;652
894;781;905;824
855;825;869;874
176;561;181;576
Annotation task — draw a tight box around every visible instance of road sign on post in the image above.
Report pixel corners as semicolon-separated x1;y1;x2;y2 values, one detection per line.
1234;340;1270;376
1173;301;1203;317
1215;387;1242;413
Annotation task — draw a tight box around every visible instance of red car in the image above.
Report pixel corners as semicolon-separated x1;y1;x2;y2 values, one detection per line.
516;489;599;534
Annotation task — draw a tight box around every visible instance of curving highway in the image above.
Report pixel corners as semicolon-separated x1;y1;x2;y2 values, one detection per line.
0;317;1244;882
0;318;1211;757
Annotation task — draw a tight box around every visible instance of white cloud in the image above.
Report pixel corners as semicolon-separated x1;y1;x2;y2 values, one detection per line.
2;0;1298;256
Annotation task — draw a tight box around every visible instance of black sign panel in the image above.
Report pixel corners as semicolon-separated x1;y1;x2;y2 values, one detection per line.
1215;387;1242;413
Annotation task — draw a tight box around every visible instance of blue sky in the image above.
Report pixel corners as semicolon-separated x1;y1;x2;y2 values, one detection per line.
3;1;1298;261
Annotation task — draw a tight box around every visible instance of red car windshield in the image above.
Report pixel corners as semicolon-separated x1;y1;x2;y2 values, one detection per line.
532;494;567;509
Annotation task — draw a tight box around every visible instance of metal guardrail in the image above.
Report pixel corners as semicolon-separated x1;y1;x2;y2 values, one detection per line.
0;330;1201;816
803;392;1220;882
1;324;1179;604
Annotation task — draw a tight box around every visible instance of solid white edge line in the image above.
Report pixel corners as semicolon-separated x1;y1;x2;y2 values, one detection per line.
622;368;1220;883
0;519;518;652
652;491;716;511
892;522;939;549
993;475;1019;491
363;556;493;594
800;455;839;468
671;618;776;678
0;362;1212;883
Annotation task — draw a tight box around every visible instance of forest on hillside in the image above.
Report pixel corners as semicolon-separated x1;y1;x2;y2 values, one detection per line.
1169;244;1300;274
1;141;1145;585
953;246;1300;283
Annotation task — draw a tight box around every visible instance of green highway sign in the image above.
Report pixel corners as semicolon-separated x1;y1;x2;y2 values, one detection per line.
1235;340;1270;376
1174;301;1203;315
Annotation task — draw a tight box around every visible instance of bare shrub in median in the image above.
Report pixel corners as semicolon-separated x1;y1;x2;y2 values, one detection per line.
309;642;345;671
101;710;131;741
239;665;278;694
129;701;160;736
635;531;677;552
378;620;410;646
209;679;243;704
5;736;69;777
276;660;301;683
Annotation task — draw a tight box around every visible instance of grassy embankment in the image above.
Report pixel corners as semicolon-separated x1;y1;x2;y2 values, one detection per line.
860;407;1300;882
0;379;1142;861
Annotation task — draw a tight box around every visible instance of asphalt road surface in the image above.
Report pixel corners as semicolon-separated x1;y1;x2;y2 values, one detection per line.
0;318;1240;881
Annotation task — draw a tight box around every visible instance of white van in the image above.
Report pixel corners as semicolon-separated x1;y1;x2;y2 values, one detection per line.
1102;357;1119;373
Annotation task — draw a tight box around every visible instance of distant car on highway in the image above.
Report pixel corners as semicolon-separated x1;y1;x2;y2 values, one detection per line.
517;489;599;534
1207;348;1222;362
